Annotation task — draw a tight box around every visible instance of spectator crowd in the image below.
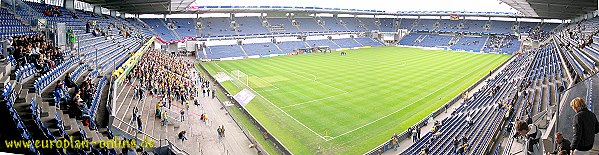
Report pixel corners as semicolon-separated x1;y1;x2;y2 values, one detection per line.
5;34;64;73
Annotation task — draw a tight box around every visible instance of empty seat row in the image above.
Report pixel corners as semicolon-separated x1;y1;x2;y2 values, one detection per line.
34;57;79;94
15;63;36;83
71;64;88;82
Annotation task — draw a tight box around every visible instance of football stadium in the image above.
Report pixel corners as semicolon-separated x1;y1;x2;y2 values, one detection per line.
0;0;598;155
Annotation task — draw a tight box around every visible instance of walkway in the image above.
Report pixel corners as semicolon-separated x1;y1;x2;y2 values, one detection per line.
110;54;257;154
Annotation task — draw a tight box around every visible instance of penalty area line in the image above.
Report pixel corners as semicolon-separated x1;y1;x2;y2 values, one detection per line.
213;63;328;141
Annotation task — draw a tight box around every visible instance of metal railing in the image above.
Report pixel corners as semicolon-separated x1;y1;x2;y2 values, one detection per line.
12;0;40;21
111;115;190;155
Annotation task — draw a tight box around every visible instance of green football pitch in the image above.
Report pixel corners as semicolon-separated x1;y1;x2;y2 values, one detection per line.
201;46;511;154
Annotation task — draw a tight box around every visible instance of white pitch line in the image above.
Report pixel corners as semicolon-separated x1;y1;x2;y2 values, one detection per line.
250;74;281;92
329;72;469;140
329;55;498;140
214;63;328;140
280;92;349;109
280;70;349;93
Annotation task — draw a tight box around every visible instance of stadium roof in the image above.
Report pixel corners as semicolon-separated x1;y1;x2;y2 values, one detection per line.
79;0;195;14
501;0;597;19
82;0;596;19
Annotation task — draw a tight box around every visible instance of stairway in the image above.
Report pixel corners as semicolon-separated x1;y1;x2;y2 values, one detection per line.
288;17;301;32
273;43;285;54
352;38;364;47
337;17;351;31
239;45;249;57
315;16;328;31
137;18;159;36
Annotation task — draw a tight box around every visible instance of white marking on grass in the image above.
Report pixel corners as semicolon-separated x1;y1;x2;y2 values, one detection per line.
214;63;328;140
251;74;281;93
282;70;348;94
329;71;471;140
280;92;349;109
328;54;500;140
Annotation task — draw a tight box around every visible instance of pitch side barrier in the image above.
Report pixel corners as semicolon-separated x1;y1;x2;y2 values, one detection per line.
196;63;291;155
364;54;516;155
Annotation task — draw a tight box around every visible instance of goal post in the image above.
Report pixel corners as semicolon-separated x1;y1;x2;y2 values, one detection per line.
231;70;249;86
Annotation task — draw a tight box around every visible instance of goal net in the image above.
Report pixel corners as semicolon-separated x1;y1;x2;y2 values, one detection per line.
230;70;249;87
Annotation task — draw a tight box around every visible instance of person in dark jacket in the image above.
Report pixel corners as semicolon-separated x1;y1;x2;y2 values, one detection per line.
570;97;599;154
547;132;571;154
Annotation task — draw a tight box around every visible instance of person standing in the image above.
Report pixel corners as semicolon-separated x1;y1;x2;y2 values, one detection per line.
570;97;599;154
161;110;168;126
139;85;144;101
217;127;222;137
416;127;421;140
212;88;216;99
67;28;76;51
133;86;138;100
412;129;418;142
204;114;209;125
185;102;189;111
180;109;185;122
132;107;138;123
453;137;460;153
155;102;162;117
221;125;225;137
136;115;142;131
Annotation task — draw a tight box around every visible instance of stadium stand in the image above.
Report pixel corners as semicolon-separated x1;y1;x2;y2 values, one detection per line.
307;39;342;49
436;19;462;32
319;17;348;32
354;38;385;47
379;18;396;32
0;0;155;154
242;42;283;56
233;16;270;35
402;48;534;155
294;18;325;32
359;18;380;31
266;17;299;33
206;44;246;59
338;17;363;31
488;20;515;34
277;40;310;53
332;38;362;48
412;19;437;31
142;19;177;40
198;17;236;37
398;18;417;30
170;18;198;38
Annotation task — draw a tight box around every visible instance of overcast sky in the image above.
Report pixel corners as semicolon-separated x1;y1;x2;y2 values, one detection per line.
192;0;516;13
